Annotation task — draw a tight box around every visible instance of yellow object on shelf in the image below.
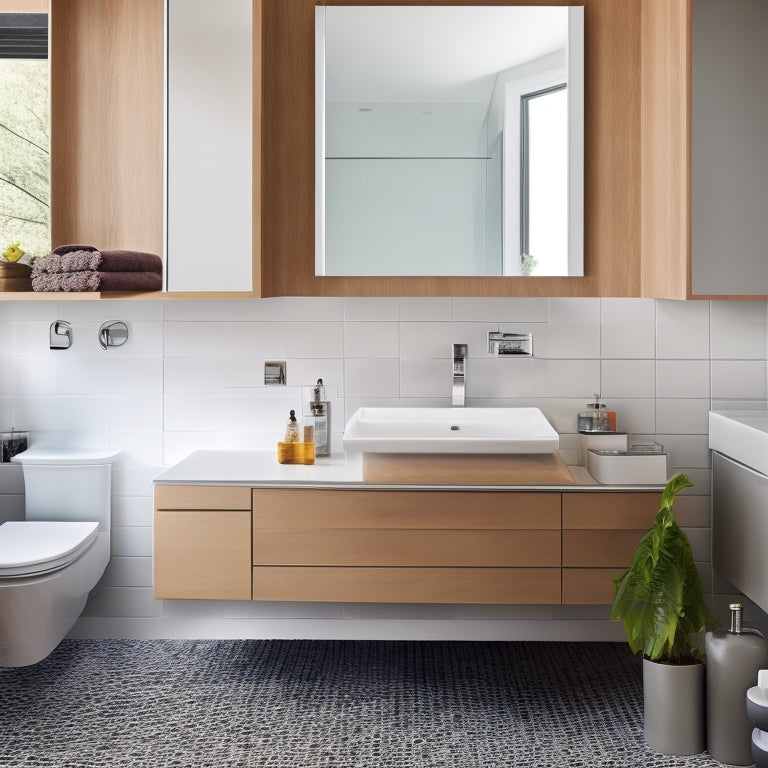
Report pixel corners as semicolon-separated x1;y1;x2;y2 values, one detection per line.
3;242;24;263
277;441;315;465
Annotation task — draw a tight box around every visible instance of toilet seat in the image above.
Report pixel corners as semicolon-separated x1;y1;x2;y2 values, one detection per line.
0;521;99;578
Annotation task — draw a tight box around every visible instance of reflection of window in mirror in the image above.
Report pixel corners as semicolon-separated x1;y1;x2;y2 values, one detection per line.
0;11;50;260
521;84;568;277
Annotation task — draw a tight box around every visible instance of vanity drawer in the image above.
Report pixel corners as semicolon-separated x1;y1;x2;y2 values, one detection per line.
253;529;560;567
562;491;657;568
252;489;561;529
154;505;252;600
252;566;561;604
156;484;252;511
562;492;659;529
562;530;650;568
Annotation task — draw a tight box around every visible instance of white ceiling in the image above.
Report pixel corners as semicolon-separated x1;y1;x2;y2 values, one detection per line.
323;5;570;104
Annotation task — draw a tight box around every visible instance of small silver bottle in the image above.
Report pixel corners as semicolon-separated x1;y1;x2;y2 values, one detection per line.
706;603;768;765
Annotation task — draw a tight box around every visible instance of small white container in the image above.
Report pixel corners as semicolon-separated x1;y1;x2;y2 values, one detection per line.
576;432;628;466
587;448;667;485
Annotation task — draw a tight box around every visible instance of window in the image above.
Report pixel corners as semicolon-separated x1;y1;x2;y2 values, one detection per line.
520;84;568;276
0;13;50;258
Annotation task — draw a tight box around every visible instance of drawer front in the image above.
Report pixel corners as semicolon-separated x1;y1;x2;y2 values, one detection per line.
252;489;561;529
154;509;252;600
156;485;252;511
562;492;658;529
252;566;561;604
562;530;648;567
562;567;626;604
253;529;560;567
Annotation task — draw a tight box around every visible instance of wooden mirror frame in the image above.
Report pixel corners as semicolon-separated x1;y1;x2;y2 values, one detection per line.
260;0;644;298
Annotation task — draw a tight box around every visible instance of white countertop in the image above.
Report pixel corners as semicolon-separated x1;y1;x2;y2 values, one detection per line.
710;410;768;477
151;450;659;490
154;450;366;487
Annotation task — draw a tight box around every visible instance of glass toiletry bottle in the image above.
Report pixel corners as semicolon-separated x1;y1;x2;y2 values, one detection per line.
310;378;330;456
284;410;300;443
577;405;595;433
578;396;602;432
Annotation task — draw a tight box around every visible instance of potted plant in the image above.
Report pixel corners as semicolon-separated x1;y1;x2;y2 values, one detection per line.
610;473;720;755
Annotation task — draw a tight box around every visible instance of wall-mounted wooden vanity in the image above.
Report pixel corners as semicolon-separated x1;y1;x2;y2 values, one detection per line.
153;451;662;606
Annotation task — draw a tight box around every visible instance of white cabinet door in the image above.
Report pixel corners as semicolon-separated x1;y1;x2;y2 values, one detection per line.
166;0;253;292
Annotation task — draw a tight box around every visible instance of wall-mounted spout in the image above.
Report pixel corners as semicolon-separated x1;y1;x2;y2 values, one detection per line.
452;344;467;407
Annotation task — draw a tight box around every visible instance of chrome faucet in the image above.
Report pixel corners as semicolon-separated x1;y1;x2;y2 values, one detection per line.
452;344;467;407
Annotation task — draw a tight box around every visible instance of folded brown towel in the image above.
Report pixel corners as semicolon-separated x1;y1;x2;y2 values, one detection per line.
38;245;163;275
98;271;162;291
100;251;163;274
52;244;98;256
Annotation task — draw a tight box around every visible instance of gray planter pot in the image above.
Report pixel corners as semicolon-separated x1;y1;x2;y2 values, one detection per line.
643;657;705;755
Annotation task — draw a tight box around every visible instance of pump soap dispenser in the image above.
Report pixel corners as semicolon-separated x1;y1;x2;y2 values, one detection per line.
277;409;315;465
706;603;768;765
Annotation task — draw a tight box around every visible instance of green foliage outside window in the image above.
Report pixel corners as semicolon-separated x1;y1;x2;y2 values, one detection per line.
1;58;50;259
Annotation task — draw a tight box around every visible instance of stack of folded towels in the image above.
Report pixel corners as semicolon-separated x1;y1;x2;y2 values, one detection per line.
31;244;163;292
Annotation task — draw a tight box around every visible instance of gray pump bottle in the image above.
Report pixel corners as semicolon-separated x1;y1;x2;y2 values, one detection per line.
706;603;768;765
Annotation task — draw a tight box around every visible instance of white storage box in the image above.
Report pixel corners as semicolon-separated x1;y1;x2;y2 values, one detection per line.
587;449;667;485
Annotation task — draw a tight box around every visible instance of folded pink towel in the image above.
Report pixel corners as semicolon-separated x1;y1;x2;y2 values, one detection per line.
31;271;100;292
32;249;101;273
31;270;163;292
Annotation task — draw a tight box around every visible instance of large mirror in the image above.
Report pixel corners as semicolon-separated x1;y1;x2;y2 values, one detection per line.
315;5;583;278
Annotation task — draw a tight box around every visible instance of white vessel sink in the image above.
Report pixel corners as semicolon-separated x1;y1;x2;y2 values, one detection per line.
342;407;559;455
709;410;768;477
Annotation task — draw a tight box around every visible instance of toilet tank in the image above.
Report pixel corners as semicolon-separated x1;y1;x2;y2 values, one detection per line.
12;448;120;532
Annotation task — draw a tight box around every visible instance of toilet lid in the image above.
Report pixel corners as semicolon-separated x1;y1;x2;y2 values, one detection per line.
0;521;99;577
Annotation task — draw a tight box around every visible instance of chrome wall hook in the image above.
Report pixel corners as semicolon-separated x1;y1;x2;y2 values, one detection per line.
49;320;72;350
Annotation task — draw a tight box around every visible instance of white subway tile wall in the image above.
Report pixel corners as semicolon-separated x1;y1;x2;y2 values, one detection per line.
0;296;764;640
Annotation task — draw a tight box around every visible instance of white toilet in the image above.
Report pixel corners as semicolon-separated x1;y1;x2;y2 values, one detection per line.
0;447;119;667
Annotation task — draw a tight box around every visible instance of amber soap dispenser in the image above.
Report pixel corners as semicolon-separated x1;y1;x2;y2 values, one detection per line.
277;409;315;464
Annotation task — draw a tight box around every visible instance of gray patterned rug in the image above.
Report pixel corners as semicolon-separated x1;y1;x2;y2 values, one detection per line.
0;640;722;767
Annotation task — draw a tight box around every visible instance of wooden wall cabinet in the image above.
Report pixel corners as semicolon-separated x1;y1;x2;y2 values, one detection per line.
45;1;742;301
261;0;643;298
41;0;262;301
50;0;165;262
641;0;768;300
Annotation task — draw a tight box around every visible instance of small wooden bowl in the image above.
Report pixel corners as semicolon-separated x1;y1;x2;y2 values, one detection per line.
0;262;32;291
